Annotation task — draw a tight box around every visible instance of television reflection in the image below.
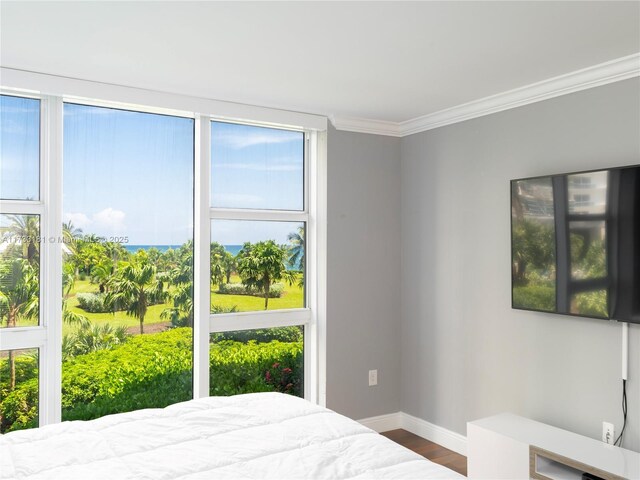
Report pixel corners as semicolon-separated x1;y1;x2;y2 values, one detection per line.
512;166;640;323
511;178;556;312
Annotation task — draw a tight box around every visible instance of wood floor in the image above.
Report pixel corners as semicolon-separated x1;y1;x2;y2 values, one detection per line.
381;429;467;476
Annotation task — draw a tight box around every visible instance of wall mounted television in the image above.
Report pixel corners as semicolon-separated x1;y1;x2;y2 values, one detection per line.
511;164;640;324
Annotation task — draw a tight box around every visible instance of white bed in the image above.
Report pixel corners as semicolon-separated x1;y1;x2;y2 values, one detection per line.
0;392;463;479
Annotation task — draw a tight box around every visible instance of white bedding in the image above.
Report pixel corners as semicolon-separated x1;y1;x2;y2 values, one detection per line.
0;392;463;479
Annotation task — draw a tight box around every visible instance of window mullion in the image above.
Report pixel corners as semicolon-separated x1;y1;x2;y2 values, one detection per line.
209;208;308;223
193;115;211;399
40;95;63;426
0;201;44;215
209;309;311;333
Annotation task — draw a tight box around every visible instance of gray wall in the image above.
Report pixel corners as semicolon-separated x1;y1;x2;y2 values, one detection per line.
326;125;402;420
400;79;640;452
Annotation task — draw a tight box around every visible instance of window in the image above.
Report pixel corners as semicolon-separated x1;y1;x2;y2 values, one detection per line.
211;122;304;211
61;103;194;421
208;122;309;398
0;76;325;432
210;326;303;397
0;95;43;431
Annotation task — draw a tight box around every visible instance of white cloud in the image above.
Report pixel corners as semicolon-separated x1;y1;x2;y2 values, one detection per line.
213;130;302;150
92;208;126;232
64;212;91;230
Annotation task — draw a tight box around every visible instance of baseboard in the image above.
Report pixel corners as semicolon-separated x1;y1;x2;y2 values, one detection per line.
357;412;402;432
400;412;468;456
357;411;468;457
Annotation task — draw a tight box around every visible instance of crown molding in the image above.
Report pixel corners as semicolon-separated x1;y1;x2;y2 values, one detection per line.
332;53;640;138
329;115;402;137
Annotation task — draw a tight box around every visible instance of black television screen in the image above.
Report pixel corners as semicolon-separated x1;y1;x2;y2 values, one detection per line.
511;164;640;324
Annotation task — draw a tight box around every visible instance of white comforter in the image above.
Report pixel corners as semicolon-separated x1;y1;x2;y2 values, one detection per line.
0;392;463;479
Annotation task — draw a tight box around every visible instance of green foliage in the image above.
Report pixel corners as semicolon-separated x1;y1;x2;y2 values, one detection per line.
62;323;130;360
0;354;38;432
0;328;302;431
60;329;193;421
106;262;165;334
513;284;555;312
574;290;608;318
210;326;302;344
162;243;194;327
217;282;284;298
210;339;302;397
76;292;111;313
512;219;555;284
287;227;305;271
0;378;38;432
236;241;296;309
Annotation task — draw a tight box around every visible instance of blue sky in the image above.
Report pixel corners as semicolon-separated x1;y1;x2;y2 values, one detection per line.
2;98;304;246
0;95;40;200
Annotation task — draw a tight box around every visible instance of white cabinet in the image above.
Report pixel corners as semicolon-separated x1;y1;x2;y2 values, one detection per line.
467;413;640;480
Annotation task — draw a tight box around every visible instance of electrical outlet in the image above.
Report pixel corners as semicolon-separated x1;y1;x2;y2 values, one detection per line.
602;422;615;444
368;369;378;386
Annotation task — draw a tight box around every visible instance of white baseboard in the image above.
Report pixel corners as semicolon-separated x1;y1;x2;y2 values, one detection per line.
357;412;467;457
357;412;402;432
400;412;467;456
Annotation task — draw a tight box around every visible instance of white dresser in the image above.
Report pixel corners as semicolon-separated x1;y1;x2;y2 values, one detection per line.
467;413;640;480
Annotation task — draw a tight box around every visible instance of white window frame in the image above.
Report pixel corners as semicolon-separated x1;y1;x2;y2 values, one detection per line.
0;68;327;428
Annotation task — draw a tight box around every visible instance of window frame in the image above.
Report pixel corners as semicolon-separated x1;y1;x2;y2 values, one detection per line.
0;71;327;428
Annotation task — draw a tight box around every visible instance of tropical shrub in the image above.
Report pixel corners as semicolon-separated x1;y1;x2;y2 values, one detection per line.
76;292;111;313
210;339;302;397
513;284;555;312
0;354;39;433
217;282;284;298
62;323;130;360
210;326;302;344
0;328;302;432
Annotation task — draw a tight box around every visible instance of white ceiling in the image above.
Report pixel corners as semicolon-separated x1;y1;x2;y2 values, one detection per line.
1;1;638;124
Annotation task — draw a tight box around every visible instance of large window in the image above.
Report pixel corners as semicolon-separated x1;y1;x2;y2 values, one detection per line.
209;122;308;398
61;104;195;421
0;94;43;431
0;80;325;432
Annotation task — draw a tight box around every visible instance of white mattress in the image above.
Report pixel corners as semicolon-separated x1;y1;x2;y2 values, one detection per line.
0;392;463;479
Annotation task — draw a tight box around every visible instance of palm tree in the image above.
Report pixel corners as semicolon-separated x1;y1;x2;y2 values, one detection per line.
62;266;89;329
90;259;113;293
105;262;164;334
237;241;295;310
223;251;236;284
287;227;305;271
5;215;40;266
210;243;227;287
62;221;83;254
162;243;193;327
0;259;39;390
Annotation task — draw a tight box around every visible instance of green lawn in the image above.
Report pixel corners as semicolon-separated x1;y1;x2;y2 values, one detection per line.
64;279;170;335
59;275;304;335
210;274;304;313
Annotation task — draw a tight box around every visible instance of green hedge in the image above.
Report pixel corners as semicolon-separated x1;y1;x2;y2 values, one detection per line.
0;328;302;433
76;292;111;313
513;284;555;312
217;282;284;298
210;326;302;344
